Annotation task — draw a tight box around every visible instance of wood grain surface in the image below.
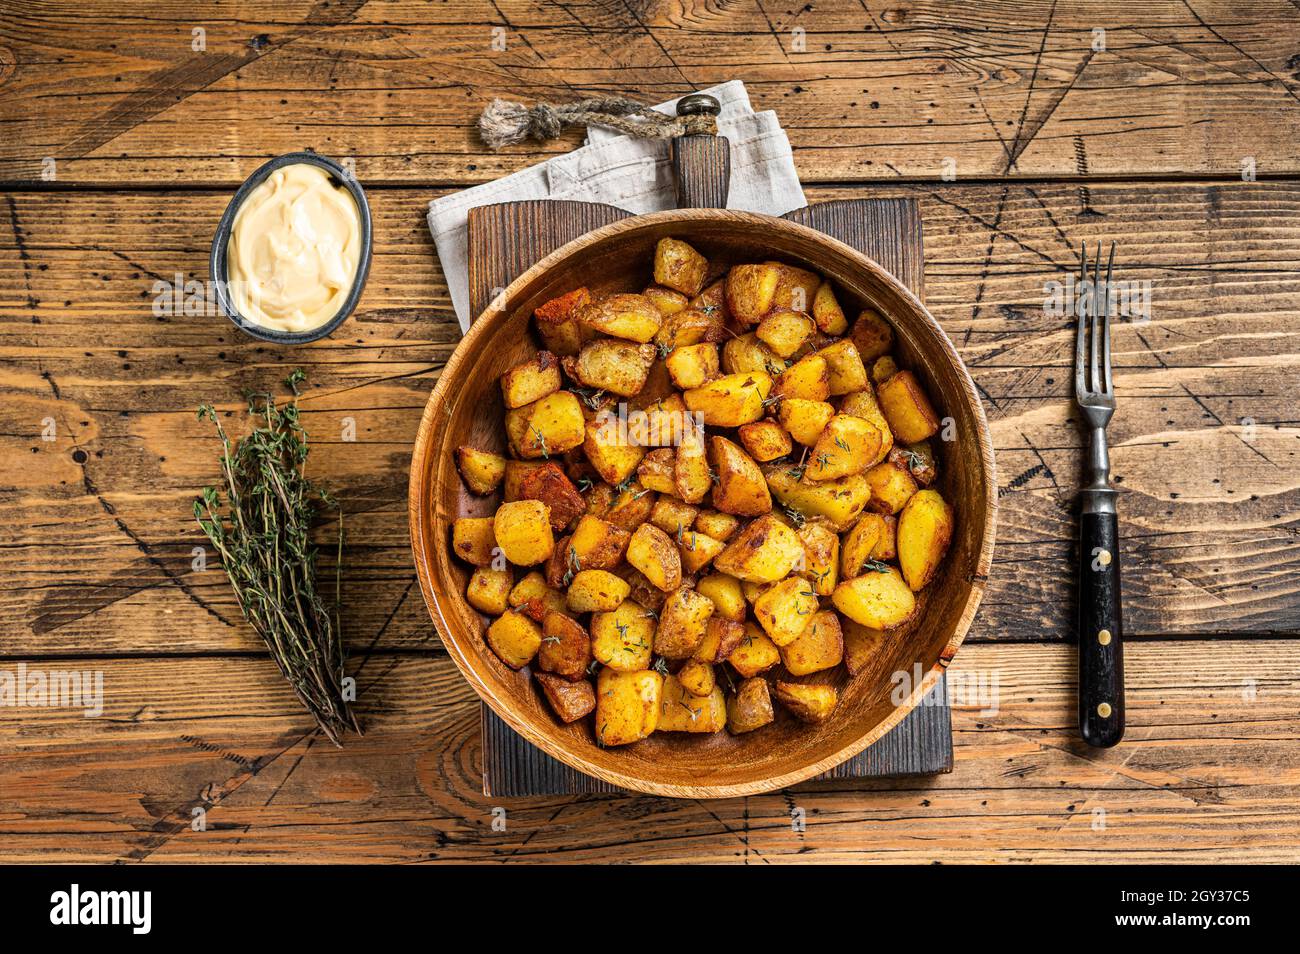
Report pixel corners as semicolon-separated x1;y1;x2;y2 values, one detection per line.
1;0;1298;863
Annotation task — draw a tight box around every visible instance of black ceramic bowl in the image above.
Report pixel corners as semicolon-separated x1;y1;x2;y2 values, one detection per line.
210;152;372;344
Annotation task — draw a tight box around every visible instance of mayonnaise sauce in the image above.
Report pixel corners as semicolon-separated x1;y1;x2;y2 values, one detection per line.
226;163;361;333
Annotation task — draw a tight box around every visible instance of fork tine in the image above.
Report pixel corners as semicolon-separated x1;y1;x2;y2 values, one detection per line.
1088;243;1101;395
1075;242;1088;397
1101;242;1116;394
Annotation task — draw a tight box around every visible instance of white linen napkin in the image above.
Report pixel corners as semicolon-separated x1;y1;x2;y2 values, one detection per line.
427;81;807;332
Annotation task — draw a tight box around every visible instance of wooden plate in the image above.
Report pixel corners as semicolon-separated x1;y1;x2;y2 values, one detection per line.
409;208;997;798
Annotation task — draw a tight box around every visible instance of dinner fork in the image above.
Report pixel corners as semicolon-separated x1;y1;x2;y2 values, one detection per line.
1075;242;1124;747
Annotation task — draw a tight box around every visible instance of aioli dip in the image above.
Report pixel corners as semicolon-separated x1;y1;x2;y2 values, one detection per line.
226;163;362;334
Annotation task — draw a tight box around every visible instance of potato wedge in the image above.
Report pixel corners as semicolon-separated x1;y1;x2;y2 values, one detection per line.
727;677;776;734
752;576;820;646
654;306;726;349
779;610;844;676
873;513;898;561
832;565;917;629
865;459;919;514
533;287;590;356
674;423;712;505
590;600;655;671
737;419;793;462
770;263;822;314
842;619;886;677
627;523;683;592
765;469;871;531
508;571;567;621
897;488;954;591
796;520;840;596
582;417;646;486
578;293;663;343
877;369;941;443
773;353;830;402
505;391;585;459
604;481;657;531
653;237;709;296
806;414;882;481
756;309;815;358
841;512;888;578
872;355;899;385
850;307;894;362
695;574;746;624
812;280;848;335
643;284;689;316
503;459;546;502
595;668;662;746
712;514;804;583
451;517;497;567
727;624;782;678
535;671;596;723
725;263;782;326
819;339;869;395
636;447;677;494
486;611;543;670
518;461;585;530
709;436;773;516
466;567;512;616
657;676;726;733
839;386;895;465
676;658;716;698
566;569;631;613
493;499;555;566
893;440;938;487
777;397;835;446
665;342;720;390
694;509;740;542
568;514;630;570
694;615;747;662
455;446;507;496
774;681;839;724
679;530;726;574
538;611;592;681
650;496;700;537
683;371;772;427
566;339;657;397
722;332;785;376
654;586;715;658
500;350;562;409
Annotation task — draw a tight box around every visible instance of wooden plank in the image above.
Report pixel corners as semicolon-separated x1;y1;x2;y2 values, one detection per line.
3;1;1300;186
1;181;1298;657
0;641;1296;863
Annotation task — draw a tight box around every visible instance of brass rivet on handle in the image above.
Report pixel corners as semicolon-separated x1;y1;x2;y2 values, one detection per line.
1098;629;1112;645
1097;702;1113;718
1096;548;1112;567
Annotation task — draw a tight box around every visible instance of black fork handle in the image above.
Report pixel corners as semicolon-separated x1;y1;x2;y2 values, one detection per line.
1078;497;1124;747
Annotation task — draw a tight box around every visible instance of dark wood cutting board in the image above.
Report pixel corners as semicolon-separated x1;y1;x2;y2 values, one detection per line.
466;195;952;797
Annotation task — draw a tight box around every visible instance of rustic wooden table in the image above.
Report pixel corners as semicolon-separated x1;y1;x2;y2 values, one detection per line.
1;0;1298;864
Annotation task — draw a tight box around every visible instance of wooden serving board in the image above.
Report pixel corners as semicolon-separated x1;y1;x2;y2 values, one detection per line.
466;195;952;797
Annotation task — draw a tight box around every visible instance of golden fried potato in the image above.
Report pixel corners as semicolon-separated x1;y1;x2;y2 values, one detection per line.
636;447;677;494
765;469;872;531
819;339;869;395
722;332;785;376
873;513;898;561
466;567;512;616
774;681;839;724
486;611;543;669
737;419;793;462
566;569;631;613
533;287;590;357
654;586;715;658
796;520;840;596
725;263;782;326
568;514;630;570
643;284;689;316
727;677;776;734
727;624;782;678
508;571;567;621
535;671;596;723
893;440;938;487
657;676;726;733
695;574;747;624
493;499;555;566
713;514;804;583
842;619;886;676
864;459;919;514
627;523;683;592
683;372;772;427
503;460;546;502
850;307;894;362
451;517;497;566
871;355;899;385
832;565;916;629
578;293;663;343
603;481;657;531
779;610;843;676
877;369;942;443
582;417;646;486
590;600;655;671
500;350;562;409
655;307;725;349
676;658;716;698
773;353;830;402
806;414;882;481
653;237;709;297
897;488;954;591
455;446;507;496
752;576;820;646
650;496;700;537
505;391;585;459
709;436;773;516
567;339;657;398
518;461;585;530
595;668;662;746
777;397;835;446
695;615;747;662
538;611;592;681
812;280;848;335
674;424;712;505
694;509;740;542
679;530;725;574
770;263;822;313
839;386;895;465
756;309;815;358
665;342;720;390
841;512;888;578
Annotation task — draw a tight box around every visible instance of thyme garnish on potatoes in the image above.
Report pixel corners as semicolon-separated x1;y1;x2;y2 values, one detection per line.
193;370;360;746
